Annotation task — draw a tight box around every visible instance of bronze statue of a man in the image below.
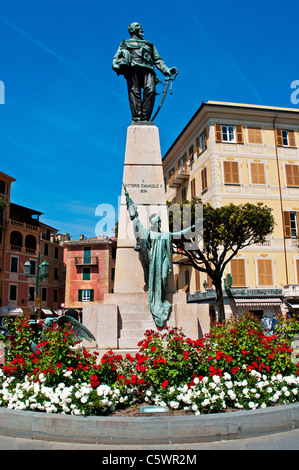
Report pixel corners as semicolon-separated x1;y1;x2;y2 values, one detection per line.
112;22;178;122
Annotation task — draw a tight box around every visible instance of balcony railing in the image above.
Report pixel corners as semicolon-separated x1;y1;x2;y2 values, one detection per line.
168;164;189;188
74;256;98;266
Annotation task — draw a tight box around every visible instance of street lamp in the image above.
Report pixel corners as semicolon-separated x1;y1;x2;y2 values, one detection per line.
24;257;50;321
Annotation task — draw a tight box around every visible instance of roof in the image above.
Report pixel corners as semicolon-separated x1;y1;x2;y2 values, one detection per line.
10;202;43;216
0;171;16;182
63;236;117;247
163;100;299;161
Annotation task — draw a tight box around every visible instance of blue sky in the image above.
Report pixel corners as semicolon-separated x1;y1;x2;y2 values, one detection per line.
0;0;298;239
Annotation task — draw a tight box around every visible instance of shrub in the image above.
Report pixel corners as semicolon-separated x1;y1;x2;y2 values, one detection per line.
0;313;298;416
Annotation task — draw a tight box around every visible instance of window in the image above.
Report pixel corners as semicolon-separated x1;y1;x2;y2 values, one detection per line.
250;163;266;184
28;286;35;301
200;132;206;151
189;145;194;164
83;247;91;264
196;131;207;154
10;256;18;273
215;124;244;143
222;125;235;142
181;186;187;201
54;246;59;259
44;243;49;256
201;167;208;192
82;267;90;280
257;259;273;286
285;164;299;187
283;211;298;237
78;289;94;302
53;289;58;303
54;267;58;280
30;260;36;275
41;287;47;302
9;285;17;301
223;161;239;184
230;259;246;286
276;129;296;147
111;267;115;281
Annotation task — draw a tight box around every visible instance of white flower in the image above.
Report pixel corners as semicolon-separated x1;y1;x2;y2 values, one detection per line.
223;372;231;381
212;376;221;384
169;401;179;409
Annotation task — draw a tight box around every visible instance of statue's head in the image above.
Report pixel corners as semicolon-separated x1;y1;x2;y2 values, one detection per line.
128;22;144;38
149;213;161;232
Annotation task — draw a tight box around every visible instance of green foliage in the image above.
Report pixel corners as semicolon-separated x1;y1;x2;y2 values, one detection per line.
1;313;298;415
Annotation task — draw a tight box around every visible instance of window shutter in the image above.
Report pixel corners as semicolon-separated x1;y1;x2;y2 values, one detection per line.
286;164;299;186
196;137;200;155
215;124;222;142
236;125;244;144
288;131;296;147
275;128;283;146
248;128;262;144
296;259;299;283
191;179;196;199
201;167;207;191
251;163;265;184
293;165;299;186
78;289;82;301
283;211;292;237
257;259;273;286
224;161;239;184
204;128;208;147
184;269;190;293
231;259;246;286
90;289;94;301
195;269;200;291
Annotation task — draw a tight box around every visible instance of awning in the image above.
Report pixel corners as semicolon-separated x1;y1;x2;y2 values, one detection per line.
235;298;282;307
0;307;24;316
286;301;299;309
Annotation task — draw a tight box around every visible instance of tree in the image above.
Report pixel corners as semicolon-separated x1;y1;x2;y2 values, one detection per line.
168;199;275;323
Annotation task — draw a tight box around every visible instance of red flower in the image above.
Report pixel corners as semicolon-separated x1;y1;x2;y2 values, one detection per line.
151;346;157;352
161;380;169;388
241;350;248;356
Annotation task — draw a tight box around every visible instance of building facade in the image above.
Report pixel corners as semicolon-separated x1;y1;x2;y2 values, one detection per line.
0;171;65;318
162;101;299;326
63;235;116;320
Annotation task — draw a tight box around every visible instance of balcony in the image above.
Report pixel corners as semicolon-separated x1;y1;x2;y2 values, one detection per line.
168;164;189;188
284;284;299;299
74;256;98;266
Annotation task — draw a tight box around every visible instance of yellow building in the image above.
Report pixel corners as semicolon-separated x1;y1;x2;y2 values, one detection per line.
162;101;299;327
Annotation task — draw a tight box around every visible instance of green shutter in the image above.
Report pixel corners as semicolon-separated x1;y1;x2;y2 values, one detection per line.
90;289;94;301
78;289;82;301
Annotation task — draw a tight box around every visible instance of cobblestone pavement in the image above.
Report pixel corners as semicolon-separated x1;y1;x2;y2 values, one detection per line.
1;428;299;450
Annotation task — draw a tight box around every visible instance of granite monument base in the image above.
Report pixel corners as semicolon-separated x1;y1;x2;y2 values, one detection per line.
82;123;205;356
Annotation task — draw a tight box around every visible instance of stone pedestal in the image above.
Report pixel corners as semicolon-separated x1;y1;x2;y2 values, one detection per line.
83;123;202;356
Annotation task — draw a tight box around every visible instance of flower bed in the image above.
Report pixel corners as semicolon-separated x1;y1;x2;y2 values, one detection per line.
1;313;299;416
